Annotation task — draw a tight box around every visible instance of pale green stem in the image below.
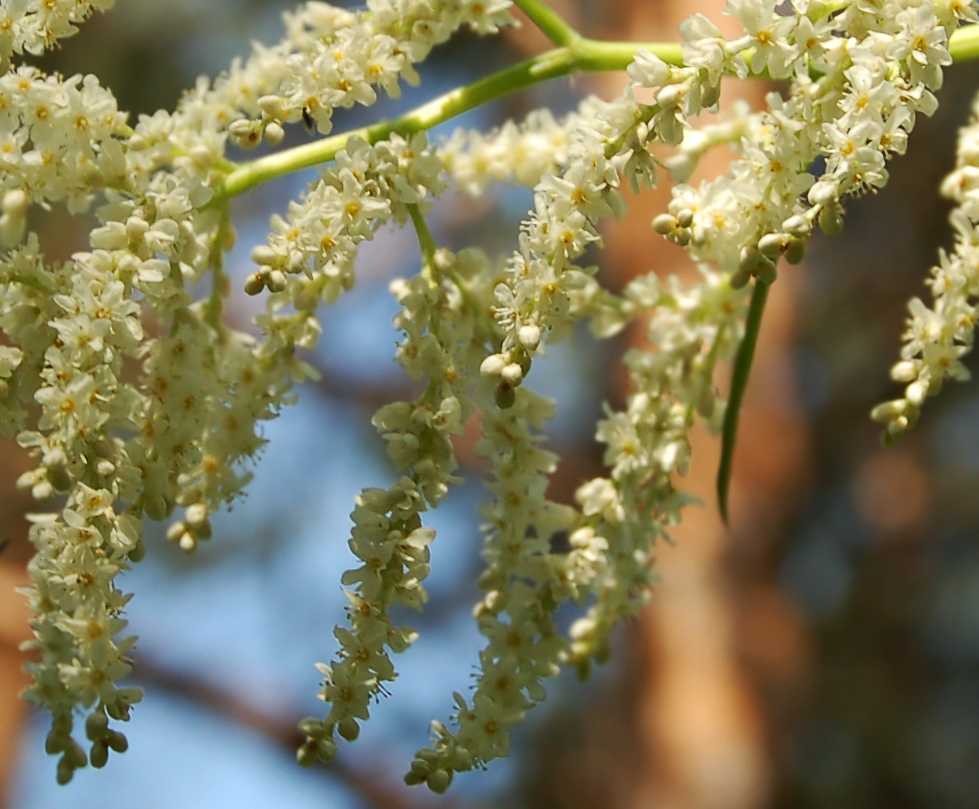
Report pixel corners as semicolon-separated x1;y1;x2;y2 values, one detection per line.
213;21;979;203
204;202;231;330
407;204;438;281
512;0;581;47
952;21;979;62
811;1;847;23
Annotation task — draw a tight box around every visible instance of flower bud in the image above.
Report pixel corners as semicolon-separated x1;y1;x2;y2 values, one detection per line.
890;360;917;382
89;741;109;769
905;380;928;406
258;95;284;116
652;213;677;235
755;257;777;284
244;272;266;296
870;399;907;423
818;203;844;236
297;741;317;768
427;769;452;794
501;363;523;386
266;269;288;293
250;245;278;266
784;237;806;264
189;145;214;167
2;190;27;217
495;381;516;409
264;122;285;146
758;232;785;258
128;539;146;563
479;354;506;377
85;710;108;740
337;717;360;741
730;265;752;289
316;737;337;760
106;731;128;753
518;323;541;350
782;214;811;238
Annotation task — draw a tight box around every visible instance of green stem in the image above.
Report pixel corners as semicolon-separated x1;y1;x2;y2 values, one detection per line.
407;204;438;278
512;0;581;47
717;278;770;526
952;21;979;63
204;202;231;330
212;37;683;203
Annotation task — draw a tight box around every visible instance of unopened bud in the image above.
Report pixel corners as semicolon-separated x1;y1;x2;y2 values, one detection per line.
251;245;278;266
337;717;360;741
501;363;523;386
427;769;452;794
818;203;844;236
905;380;928;406
652;213;677;235
518;323;541;350
782;214;810;238
495;382;516;410
264;122;285;146
784;237;806;264
266;269;287;293
479;354;506;377
758;232;785;258
244;272;266;296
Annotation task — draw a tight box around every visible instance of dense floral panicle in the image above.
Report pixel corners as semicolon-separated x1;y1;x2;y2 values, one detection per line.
439;103;609;195
254;133;445;301
406;387;583;789
2;0;979;793
161;0;514;153
568;266;747;667
649;0;967;291
0;0;116;72
0;68;128;245
300;245;496;765
874;86;979;439
3;231;152;782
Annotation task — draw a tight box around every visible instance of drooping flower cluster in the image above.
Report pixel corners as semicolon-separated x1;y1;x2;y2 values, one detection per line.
873;86;979;439
297;240;499;769
1;0;978;794
0;0;515;785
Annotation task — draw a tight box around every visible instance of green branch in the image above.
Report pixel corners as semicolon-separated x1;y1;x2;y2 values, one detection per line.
211;36;683;203
717;278;770;525
408;204;438;278
213;20;979;204
952;20;979;62
512;0;581;47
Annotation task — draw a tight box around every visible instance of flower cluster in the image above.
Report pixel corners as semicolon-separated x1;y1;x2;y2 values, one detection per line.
166;0;514;152
652;0;967;287
298;241;497;770
2;0;978;794
874;86;979;439
0;0;116;72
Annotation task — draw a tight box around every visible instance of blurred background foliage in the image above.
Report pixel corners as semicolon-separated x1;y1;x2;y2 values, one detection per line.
2;2;979;808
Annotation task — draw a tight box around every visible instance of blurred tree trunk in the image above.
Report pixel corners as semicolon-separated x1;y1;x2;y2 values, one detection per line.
0;455;34;807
